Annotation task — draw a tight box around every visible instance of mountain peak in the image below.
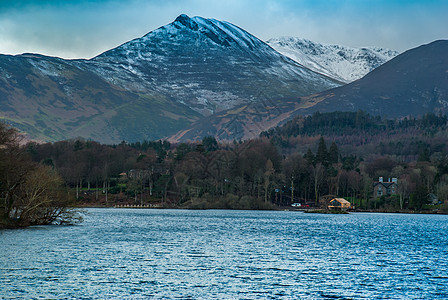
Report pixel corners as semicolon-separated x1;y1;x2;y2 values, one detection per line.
175;14;190;21
94;15;272;57
174;14;199;30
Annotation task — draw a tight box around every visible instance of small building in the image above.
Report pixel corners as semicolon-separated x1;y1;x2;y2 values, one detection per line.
373;177;398;198
328;198;351;210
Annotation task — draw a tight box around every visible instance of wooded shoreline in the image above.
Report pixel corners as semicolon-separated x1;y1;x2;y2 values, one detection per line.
2;111;448;228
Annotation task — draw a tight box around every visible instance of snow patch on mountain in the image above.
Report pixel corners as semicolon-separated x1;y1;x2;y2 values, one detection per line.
267;37;399;83
27;59;63;78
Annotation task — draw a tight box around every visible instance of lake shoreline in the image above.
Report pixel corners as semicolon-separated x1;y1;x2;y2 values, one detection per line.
2;205;446;229
79;203;448;215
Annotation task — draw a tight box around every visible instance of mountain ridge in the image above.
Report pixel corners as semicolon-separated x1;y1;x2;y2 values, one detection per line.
267;37;399;83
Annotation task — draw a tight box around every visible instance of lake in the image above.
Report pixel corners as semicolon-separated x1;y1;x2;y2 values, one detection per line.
1;209;448;299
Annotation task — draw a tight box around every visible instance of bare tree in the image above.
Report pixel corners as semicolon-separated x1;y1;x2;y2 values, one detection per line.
14;165;82;226
1;122;82;228
311;163;325;206
436;175;448;204
264;159;274;203
0;123;30;222
398;174;412;210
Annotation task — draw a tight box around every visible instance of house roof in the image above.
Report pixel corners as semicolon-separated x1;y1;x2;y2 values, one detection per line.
373;182;396;188
331;198;350;204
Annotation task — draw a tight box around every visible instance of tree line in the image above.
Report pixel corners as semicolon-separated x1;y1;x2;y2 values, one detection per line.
21;116;448;212
2;110;448;225
262;110;448;139
262;111;448;162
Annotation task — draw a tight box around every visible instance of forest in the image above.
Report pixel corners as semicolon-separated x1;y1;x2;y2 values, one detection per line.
2;110;448;226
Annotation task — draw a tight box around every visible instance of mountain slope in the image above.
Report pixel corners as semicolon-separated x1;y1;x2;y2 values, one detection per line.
295;40;448;117
0;54;201;143
168;98;304;142
170;40;448;142
0;15;340;143
267;37;398;83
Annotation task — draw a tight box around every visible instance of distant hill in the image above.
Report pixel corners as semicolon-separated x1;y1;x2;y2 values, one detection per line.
0;14;339;143
295;40;448;117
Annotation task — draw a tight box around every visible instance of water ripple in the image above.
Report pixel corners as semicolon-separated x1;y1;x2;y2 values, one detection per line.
1;209;448;299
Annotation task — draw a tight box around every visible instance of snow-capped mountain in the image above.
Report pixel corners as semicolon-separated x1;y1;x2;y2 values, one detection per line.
267;37;399;83
84;15;340;116
0;15;340;143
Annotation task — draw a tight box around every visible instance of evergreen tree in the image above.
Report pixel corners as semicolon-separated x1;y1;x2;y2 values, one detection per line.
316;137;328;166
202;136;218;152
304;148;315;166
409;184;429;210
329;142;339;164
73;140;84;151
418;148;430;162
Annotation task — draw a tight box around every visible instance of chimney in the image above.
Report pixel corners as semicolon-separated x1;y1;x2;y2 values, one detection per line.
379;177;383;183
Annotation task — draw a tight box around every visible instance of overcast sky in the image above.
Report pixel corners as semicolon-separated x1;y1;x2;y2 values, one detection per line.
0;0;447;59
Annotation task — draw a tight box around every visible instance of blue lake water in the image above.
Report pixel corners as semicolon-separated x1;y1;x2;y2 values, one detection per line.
1;208;448;299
